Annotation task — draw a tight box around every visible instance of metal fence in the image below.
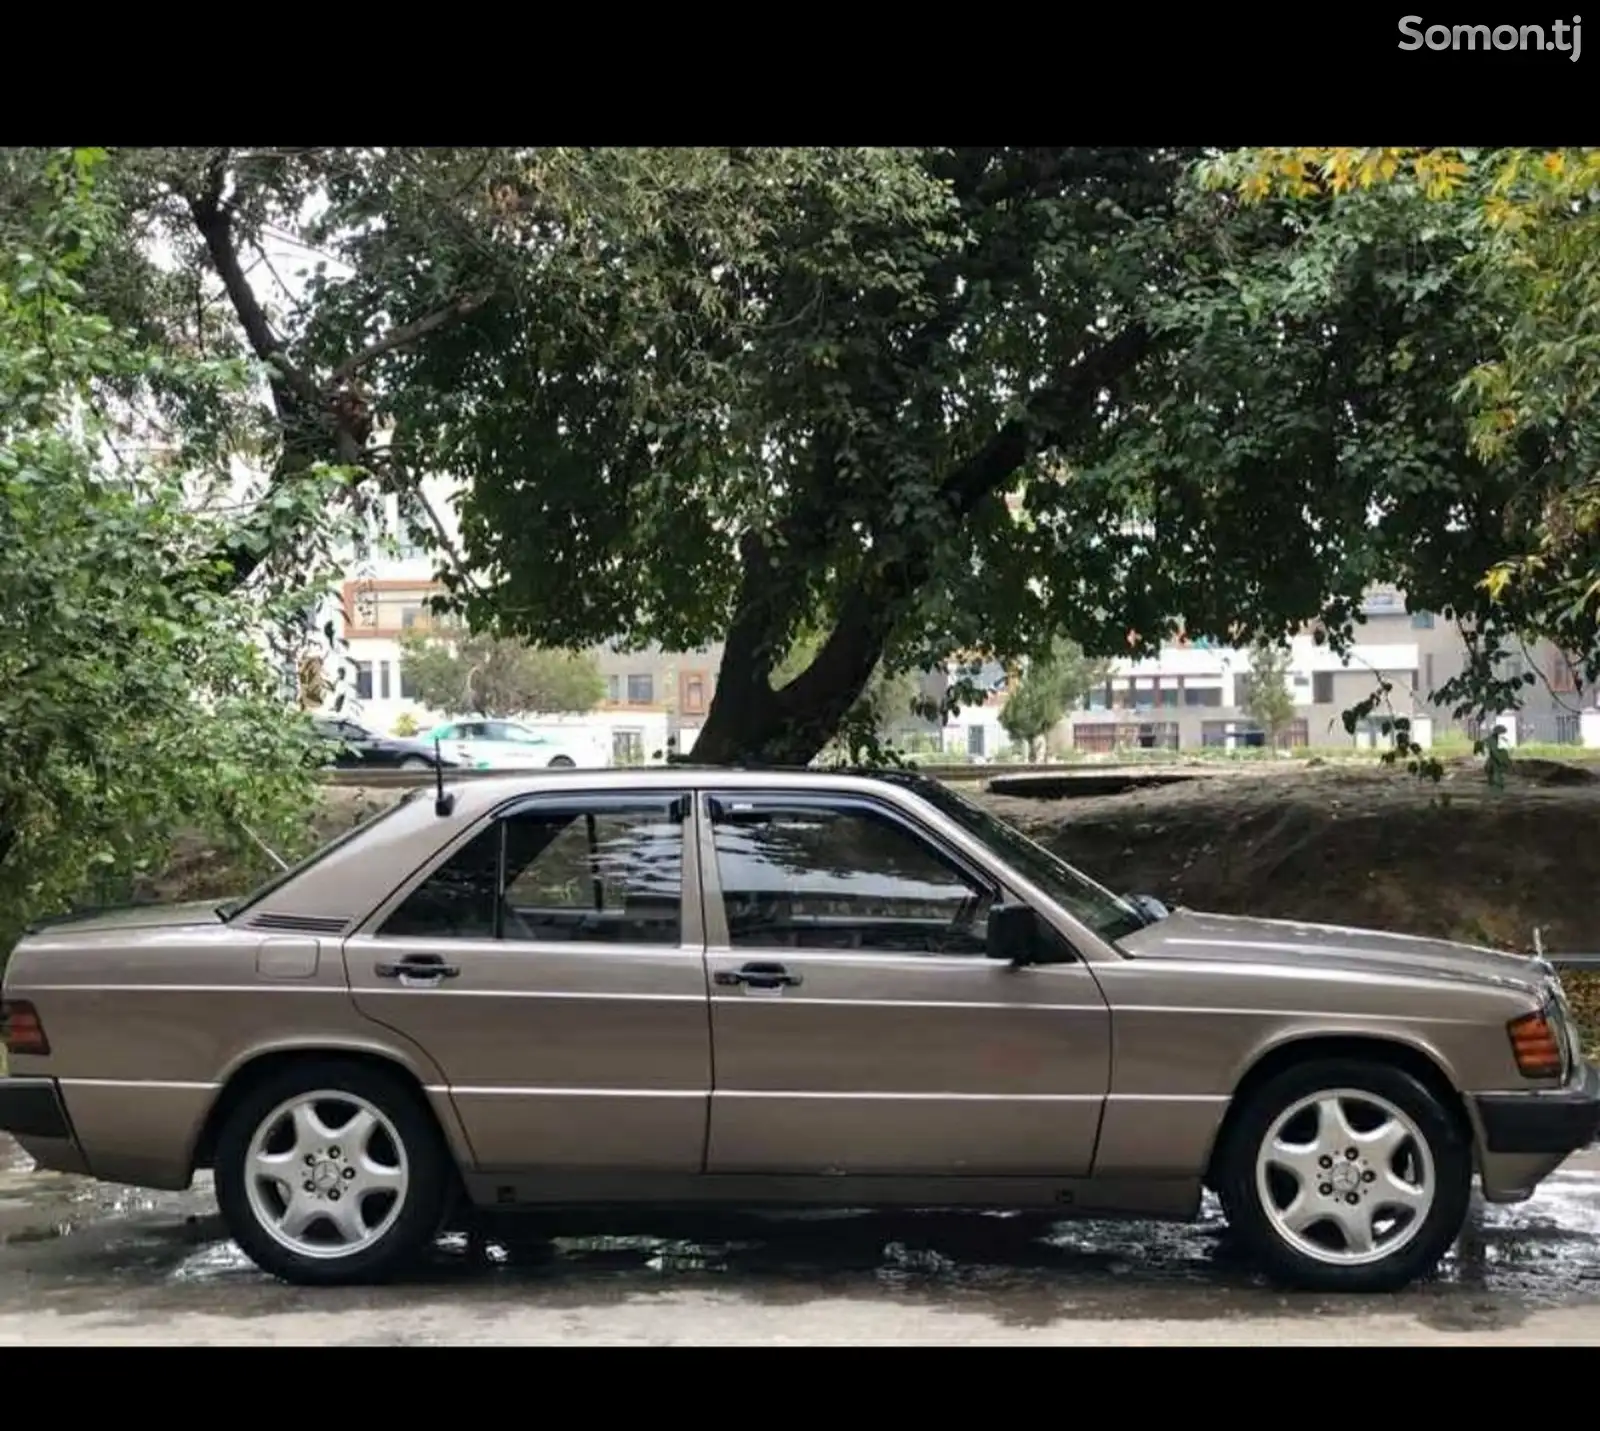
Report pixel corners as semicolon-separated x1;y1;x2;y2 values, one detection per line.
1462;712;1583;745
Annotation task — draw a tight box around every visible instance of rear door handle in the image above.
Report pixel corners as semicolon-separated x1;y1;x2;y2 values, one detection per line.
374;954;460;982
714;962;802;990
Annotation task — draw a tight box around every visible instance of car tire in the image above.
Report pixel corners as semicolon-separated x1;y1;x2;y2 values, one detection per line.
1214;1057;1471;1293
399;756;431;771
548;755;575;768
213;1058;452;1287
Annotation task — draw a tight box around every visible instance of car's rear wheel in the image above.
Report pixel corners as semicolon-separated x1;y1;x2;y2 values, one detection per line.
548;754;575;768
399;756;431;771
1214;1057;1471;1292
213;1059;450;1286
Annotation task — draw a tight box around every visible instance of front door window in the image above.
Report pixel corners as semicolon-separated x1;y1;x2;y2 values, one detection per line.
708;796;991;955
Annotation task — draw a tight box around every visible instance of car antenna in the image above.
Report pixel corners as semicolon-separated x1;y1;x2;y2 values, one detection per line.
433;737;455;816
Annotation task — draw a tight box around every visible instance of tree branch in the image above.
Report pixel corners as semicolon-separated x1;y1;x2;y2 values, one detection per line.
775;324;1154;733
187;171;318;412
941;323;1152;514
330;286;496;387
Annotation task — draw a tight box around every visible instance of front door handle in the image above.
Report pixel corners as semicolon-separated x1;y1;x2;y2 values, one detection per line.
714;962;802;990
374;954;460;982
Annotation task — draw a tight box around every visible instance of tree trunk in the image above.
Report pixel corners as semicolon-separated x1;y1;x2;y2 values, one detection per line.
690;546;894;767
690;326;1154;767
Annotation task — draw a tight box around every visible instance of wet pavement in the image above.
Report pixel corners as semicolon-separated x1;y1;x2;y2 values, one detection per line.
6;1135;1600;1343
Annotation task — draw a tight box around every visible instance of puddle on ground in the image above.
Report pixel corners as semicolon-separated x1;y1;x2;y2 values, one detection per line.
4;1137;1600;1331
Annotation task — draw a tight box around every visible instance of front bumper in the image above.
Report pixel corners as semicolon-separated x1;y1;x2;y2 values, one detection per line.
1476;1059;1600;1155
0;1076;73;1140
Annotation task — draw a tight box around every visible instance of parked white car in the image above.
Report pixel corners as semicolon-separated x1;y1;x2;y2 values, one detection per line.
422;719;606;770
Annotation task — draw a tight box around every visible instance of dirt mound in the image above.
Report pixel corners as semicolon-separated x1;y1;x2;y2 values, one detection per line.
1509;758;1600;787
986;763;1600;952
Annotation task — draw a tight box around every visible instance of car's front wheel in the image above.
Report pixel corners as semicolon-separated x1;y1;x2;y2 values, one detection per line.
1214;1057;1472;1293
399;756;431;771
547;754;575;768
213;1059;451;1286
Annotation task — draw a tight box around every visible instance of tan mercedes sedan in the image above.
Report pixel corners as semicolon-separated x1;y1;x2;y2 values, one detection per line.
1;769;1595;1292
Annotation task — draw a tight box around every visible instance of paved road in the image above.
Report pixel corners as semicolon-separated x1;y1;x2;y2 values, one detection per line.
5;1137;1600;1343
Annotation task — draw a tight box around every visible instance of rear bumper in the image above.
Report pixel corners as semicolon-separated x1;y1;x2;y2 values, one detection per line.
1475;1060;1600;1155
0;1076;73;1141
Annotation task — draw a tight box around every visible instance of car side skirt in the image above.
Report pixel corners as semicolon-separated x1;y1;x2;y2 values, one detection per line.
459;1170;1206;1221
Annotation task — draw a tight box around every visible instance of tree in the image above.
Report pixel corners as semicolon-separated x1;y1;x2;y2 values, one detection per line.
1000;640;1111;760
54;147;1575;771
0;150;323;948
406;148;1562;767
769;625;928;764
397;630;604;717
1239;642;1296;749
1207;148;1600;722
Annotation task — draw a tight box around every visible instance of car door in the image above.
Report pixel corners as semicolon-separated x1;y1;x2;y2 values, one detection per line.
482;720;547;765
435;720;484;768
312;719;350;767
699;789;1111;1177
343;788;711;1172
334;720;388;768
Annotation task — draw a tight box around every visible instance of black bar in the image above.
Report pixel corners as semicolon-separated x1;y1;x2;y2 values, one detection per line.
0;1078;71;1141
1477;1063;1600;1155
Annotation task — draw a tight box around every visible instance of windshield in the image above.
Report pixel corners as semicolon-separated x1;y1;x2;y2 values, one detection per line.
218;789;426;922
887;774;1149;944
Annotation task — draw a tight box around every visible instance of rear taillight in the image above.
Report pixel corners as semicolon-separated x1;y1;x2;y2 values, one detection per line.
1508;1008;1563;1079
0;1000;49;1057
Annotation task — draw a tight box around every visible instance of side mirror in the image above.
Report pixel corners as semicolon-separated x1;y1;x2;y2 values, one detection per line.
986;903;1042;965
1126;893;1169;924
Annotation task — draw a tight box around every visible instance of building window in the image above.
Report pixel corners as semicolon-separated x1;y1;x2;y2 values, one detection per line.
1551;652;1580;694
378;662;391;700
1159;689;1179;709
1411;611;1435;629
400;663;418;701
1312;672;1334;704
1183;686;1222;708
627;674;654;704
605;675;621;703
1424;654;1435;697
967;724;986;757
395;509;431;559
684;676;706;715
344;583;447;635
352;661;373;701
